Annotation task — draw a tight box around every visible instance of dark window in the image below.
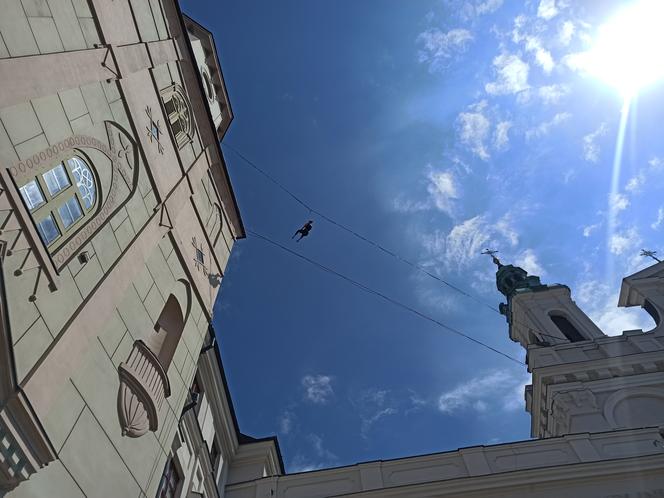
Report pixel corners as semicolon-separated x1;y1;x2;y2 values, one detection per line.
550;314;585;342
157;458;180;498
644;299;661;325
210;439;220;470
196;248;205;265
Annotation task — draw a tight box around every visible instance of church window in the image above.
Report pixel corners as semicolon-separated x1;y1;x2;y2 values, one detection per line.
202;67;215;102
550;314;585;342
18;156;98;248
161;85;194;149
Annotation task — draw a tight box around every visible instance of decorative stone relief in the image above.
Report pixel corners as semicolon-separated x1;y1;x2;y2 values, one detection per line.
145;106;165;154
117;340;170;437
550;389;599;436
603;386;664;429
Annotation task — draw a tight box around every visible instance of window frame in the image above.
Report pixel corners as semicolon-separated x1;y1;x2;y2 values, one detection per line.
160;84;194;150
17;153;98;250
156;457;182;498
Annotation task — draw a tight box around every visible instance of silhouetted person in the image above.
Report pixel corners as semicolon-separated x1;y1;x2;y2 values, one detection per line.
292;220;313;242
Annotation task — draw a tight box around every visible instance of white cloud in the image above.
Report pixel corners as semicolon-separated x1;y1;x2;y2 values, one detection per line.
302;375;334;404
538;84;570;104
462;0;503;19
609;193;629;213
307;434;337;461
652;207;664;230
290;435;338;473
525;112;571;140
393;197;429;213
493;120;512;151
427;170;459;216
537;0;559;20
417;28;473;72
457;101;491;160
524;36;554;73
437;369;530;414
353;388;399;439
421;214;519;271
485;53;530;96
582;123;608;163
609;227;640;255
562;51;592;73
558;21;575;45
625;172;646;193
576;279;655;336
515;248;545;276
582;223;600;237
649;156;664;170
279;410;294;434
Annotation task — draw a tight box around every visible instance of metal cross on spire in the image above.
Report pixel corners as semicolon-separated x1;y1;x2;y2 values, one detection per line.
481;248;503;268
640;249;662;263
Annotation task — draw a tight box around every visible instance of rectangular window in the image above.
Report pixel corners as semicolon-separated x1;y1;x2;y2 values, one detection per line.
58;196;83;229
42;164;71;197
156;458;180;498
19;180;45;211
36;214;60;245
196;248;204;265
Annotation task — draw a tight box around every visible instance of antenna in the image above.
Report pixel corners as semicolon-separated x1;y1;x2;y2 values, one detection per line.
640;249;662;263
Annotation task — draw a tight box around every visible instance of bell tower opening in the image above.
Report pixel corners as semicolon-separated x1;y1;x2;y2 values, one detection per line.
549;314;585;342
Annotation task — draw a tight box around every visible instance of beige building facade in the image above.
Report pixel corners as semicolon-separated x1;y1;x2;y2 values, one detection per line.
0;1;282;497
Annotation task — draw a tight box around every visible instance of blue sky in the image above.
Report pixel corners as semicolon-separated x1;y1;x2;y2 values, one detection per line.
182;0;664;472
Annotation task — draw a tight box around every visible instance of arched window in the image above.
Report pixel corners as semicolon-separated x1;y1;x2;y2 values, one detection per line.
201;67;216;103
146;294;184;371
17;156;97;248
161;85;193;149
550;314;585;342
643;299;661;326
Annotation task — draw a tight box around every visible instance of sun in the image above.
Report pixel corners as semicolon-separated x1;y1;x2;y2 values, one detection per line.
587;0;664;97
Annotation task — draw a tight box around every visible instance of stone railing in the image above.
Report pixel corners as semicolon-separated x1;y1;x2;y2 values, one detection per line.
117;340;170;437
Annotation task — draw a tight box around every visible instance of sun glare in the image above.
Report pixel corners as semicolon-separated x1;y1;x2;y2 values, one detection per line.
587;0;664;97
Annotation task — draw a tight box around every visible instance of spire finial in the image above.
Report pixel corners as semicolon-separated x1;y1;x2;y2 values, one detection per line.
481;248;503;268
640;249;662;263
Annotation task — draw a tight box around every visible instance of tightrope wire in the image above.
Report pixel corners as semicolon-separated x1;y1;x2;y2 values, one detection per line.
247;229;523;365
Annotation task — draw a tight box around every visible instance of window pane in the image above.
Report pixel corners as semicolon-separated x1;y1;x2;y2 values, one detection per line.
68;157;96;209
19;180;45;211
58;196;83;229
36;214;60;245
42;164;70;196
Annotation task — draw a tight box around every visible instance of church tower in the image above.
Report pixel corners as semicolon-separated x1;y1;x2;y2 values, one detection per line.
489;254;664;440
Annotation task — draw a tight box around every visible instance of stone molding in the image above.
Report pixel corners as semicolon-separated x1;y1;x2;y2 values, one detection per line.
0;390;56;492
117;340;171;438
550;389;599;435
225;428;664;498
529;350;664;437
603;386;664;429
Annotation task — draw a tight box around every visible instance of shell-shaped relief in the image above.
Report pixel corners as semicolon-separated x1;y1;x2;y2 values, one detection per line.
117;340;170;438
